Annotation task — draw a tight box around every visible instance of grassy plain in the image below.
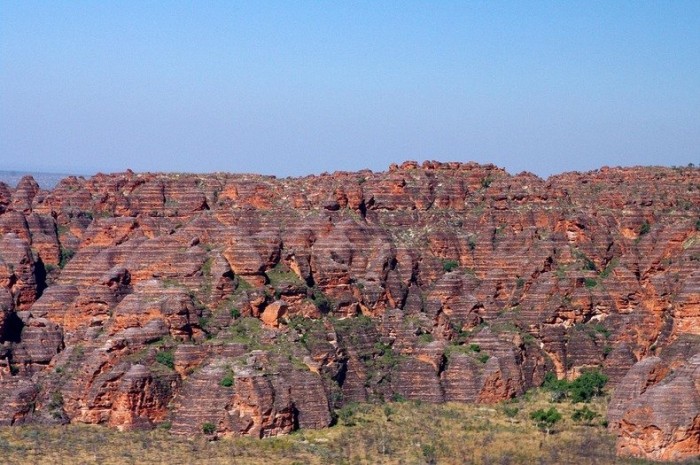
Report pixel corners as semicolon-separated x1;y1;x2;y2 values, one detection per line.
0;391;692;465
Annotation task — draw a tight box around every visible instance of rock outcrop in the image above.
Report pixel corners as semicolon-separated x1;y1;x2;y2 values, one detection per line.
0;161;697;460
610;353;700;461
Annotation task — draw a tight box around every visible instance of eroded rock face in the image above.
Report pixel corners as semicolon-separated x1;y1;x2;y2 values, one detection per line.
0;164;697;460
611;354;700;461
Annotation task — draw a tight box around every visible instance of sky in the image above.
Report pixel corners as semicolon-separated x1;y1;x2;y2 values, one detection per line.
1;1;699;178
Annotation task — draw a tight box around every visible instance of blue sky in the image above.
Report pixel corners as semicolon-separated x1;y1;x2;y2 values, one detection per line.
1;1;698;177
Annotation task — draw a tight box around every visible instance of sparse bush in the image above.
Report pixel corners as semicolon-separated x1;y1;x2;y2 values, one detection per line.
220;375;234;387
639;221;651;235
155;350;175;369
201;422;216;435
442;259;459;272
337;403;357;427
311;288;332;312
158;421;172;430
59;248;75;268
422;444;437;464
502;405;519;419
572;406;600;425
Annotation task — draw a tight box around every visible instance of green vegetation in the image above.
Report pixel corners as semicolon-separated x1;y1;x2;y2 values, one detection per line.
220;375;234;388
572;406;600;425
155;350;175;370
310;287;332;312
584;278;598;288
530;407;562;434
0;395;662;465
599;258;618;279
266;263;304;286
569;371;608;403
543;370;608;403
639;221;651;236
202;422;216;435
442;259;459;272
592;323;611;339
58;247;75;268
574;250;597;272
336;403;358;427
229;317;264;346
230;307;241;319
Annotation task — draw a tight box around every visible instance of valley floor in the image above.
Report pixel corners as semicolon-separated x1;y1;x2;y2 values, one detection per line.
0;393;689;465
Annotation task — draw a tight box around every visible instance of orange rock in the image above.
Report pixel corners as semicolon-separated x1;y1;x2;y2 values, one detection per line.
260;301;288;327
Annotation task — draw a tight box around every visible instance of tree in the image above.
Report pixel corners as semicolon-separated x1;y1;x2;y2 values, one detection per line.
530;407;562;435
569;370;608;403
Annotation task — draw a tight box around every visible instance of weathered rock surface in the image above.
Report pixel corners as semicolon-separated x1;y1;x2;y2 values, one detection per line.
0;162;697;460
611;353;700;461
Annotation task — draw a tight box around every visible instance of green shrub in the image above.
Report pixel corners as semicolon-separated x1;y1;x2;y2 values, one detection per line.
311;288;332;312
337;403;357;426
572;405;600;424
230;307;241;319
220;375;234;387
59;248;75;268
468;343;481;352
442;260;459;272
593;323;611;339
542;372;570;402
584;278;598;288
155;350;175;369
422;444;437;464
502;405;519;419
202;422;216;435
639;221;651;235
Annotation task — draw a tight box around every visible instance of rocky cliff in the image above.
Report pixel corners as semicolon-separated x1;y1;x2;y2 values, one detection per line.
0;161;698;459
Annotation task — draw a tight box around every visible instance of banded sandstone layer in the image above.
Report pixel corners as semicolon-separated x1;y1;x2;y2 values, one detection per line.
0;161;698;460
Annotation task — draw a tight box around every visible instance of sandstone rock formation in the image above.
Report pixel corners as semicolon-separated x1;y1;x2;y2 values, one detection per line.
0;161;697;459
608;340;700;461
